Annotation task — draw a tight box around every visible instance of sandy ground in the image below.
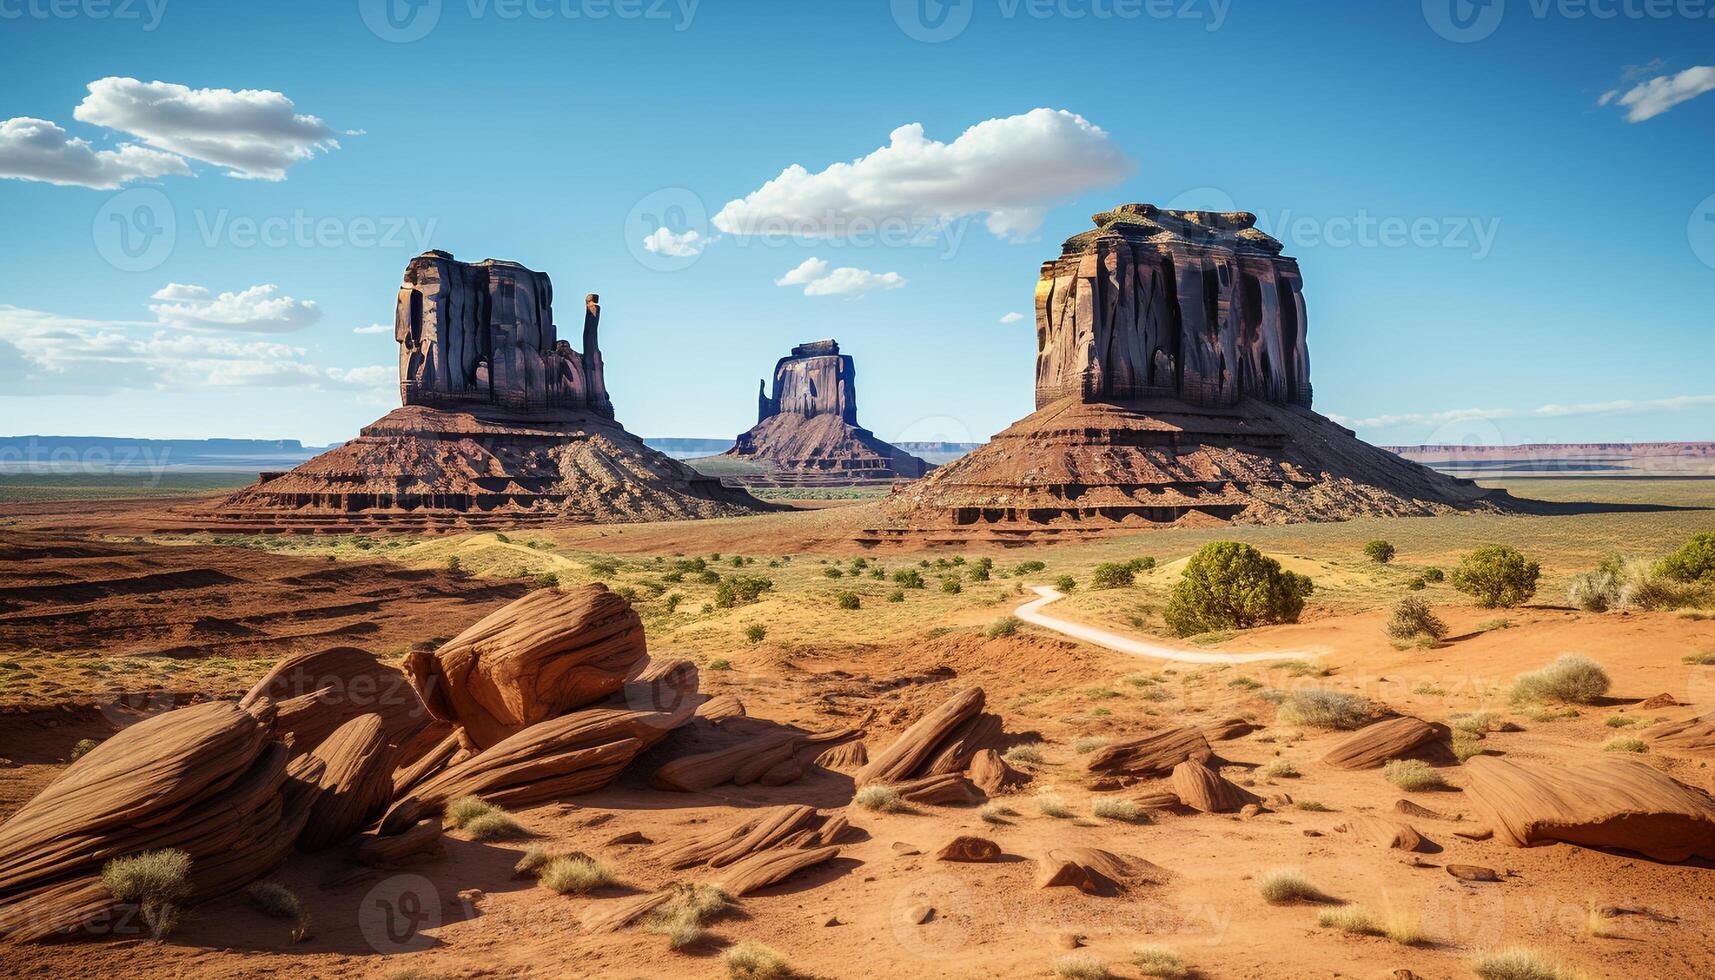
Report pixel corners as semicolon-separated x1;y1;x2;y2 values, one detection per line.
2;486;1714;979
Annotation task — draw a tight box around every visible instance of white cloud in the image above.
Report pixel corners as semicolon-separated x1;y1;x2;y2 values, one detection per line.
0;116;189;189
774;257;830;287
0;301;385;398
1603;64;1715;122
642;226;715;257
774;256;904;298
713;108;1131;241
353;323;391;335
73;77;340;180
998;312;1026;324
148;284;320;333
1328;393;1715;432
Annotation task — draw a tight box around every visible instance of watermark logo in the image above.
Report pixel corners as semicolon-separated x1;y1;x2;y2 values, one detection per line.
0;0;168;30
359;0;442;41
1424;0;1506;41
359;874;440;954
625;186;711;272
891;0;974;41
93;188;176;273
1689;192;1715;271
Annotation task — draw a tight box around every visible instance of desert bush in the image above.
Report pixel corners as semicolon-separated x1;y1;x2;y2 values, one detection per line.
1604;715;1637;728
1382;759;1447;791
1128;556;1158;573
1656;532;1715;583
514;844;552;877
743;624;766;644
1163;542;1313;636
979;803;1016;824
1003;743;1044;766
445;796;500;828
245;881;300;920
1014;560;1047;575
1091;562;1135;589
941;577;962;594
1318;904;1379;935
1472;947;1588;980
893;569;925;589
708;658;733;671
1036;794;1073;818
1567;556;1626;612
540;854;615;894
1423;567;1445;582
968;558;993;581
724;940;791;979
1365;540;1396;564
532;572;560;590
588;558;619;576
1054;574;1077;592
445;555;463;574
1602;736;1647;753
1260;760;1300;779
835;591;861;610
1294;800;1331;812
645;882;730;950
887;589;905;603
1259;868;1325;904
1071;735;1109;754
1683;650;1715;665
1277;689;1369;730
854;784;908;812
696;569;722;585
102;849;191;938
1452;546;1540;608
464;811;525;841
1511;655;1610;705
987;616;1020;638
1091;797;1143;822
1051;954;1109;979
822;567;844;579
1452;731;1486;762
70;737;100;761
1131;945;1187;978
1386;597;1447;641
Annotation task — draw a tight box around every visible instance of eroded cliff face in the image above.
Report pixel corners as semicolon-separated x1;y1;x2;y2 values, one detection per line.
756;340;858;425
1034;204;1311;410
396;250;614;418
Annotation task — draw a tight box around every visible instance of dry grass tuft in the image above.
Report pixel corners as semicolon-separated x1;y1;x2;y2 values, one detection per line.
1383;759;1448;791
1091;797;1145;822
1471;947;1590;980
1130;945;1188;978
1259;868;1325;904
854;784;909;813
645;882;731;950
1051;953;1109;979
1511;655;1611;705
724;940;791;979
539;854;615;895
1277;689;1370;730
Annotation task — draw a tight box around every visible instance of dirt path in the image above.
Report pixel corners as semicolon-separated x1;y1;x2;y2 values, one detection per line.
1015;585;1326;664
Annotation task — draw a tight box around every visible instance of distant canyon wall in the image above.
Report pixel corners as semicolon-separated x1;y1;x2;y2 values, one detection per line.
756;339;858;425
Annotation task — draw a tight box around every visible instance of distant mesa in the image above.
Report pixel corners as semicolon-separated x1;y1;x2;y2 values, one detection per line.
208;250;771;531
877;203;1515;540
714;339;932;486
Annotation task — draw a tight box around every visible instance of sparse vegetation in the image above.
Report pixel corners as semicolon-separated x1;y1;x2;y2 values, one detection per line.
1601;736;1647;753
69;737;100;761
708;658;733;671
1003;743;1045;766
245;881;300;920
987;616;1021;638
1277;688;1370;730
743;624;766;644
1091;562;1135;589
644;882;730;950
514;844;552;877
539;854;615;895
1655;532;1715;584
894;569;925;589
1051;954;1109;979
1452;545;1540;608
941;577;962;594
1471;947;1588;980
444;796;523;840
835;591;861;610
1091;797;1144;822
979;803;1017;824
1317;904;1379;935
1014;560;1047;575
1383;759;1448;791
1071;735;1110;754
1387;596;1448;642
1053;574;1077;592
1260;760;1300;779
1365;540;1396;564
1164;542;1313;636
1259;868;1325;904
1511;655;1611;705
1130;945;1187;978
887;589;905;603
102;849;191;938
1683;650;1715;665
1036;794;1074;818
854;784;908;813
724;940;791;979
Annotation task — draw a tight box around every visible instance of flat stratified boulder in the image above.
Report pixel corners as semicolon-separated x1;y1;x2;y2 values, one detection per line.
967;748;1028;795
407;585;648;749
1647;714;1715;755
856;688;986;787
1322;717;1448;770
1334;815;1432;853
1466;756;1715;862
654;805;847;869
892;773;983;806
815;741;869;772
714;845;841;897
1085;726;1213;779
936;836;1002;862
242;646;430;757
1035;848;1159;896
651;722;859;792
297;714;395;851
1170;760;1258;814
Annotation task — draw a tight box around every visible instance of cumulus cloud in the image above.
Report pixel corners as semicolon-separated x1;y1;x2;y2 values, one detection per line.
353;323;391;335
0;116;189;189
642;226;715;258
73;77;340;180
0;301;385;398
999;312;1026;324
1602;64;1715;122
1328;393;1715;432
148;283;320;333
774;257;904;298
713;108;1130;241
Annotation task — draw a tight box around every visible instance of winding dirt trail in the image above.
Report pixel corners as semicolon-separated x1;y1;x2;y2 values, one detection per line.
1015;585;1327;664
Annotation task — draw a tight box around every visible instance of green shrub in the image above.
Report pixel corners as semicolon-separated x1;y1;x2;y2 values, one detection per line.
445;556;463;575
70;737;100;761
1128;556;1158;573
1014;560;1047;575
1131;945;1187;978
102;849;191;938
968;558;993;581
1277;689;1369;730
709;658;733;671
941;577;963;594
245;881;301;919
1382;759;1447;791
822;567;844;578
1452;546;1540;608
743;624;766;644
1602;736;1647;753
1163;542;1313;636
1386;597;1448;641
836;591;861;610
534;572;560;590
589;558;619;576
887;589;905;603
1365;540;1396;564
724;940;791;979
665;592;685;611
1051;954;1109;979
893;569;925;589
540;854;615;894
1423;567;1445;582
1053;574;1077;592
1511;655;1610;705
1091;563;1135;589
987;617;1021;638
1656;532;1715;583
1567;556;1626;612
1258;868;1324;904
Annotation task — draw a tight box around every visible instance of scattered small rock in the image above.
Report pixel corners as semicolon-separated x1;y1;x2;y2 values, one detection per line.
458;888;485;904
908;905;934;924
892;842;922;856
1446;864;1500;883
936;836;1002;862
604;830;650;846
1055;932;1085;950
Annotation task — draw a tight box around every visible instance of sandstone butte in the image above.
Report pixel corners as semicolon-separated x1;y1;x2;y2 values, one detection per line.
720;339;932;486
204;250;771;532
876;203;1519;541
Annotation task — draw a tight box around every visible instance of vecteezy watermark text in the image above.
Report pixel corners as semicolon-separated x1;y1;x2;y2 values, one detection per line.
360;0;698;42
1424;0;1715;42
193;209;438;251
892;0;1230;42
0;0;167;29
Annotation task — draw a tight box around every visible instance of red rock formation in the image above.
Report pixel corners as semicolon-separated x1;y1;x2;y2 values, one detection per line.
243;646;430;758
1466;756;1715;862
1085;725;1213;779
1321;717;1449;770
1034;848;1159;896
296;714;396;851
855;687;987;787
876;205;1515;537
722;339;931;485
1169;759;1258;814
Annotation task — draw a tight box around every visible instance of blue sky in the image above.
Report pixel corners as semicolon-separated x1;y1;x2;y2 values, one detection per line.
1;0;1712;449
